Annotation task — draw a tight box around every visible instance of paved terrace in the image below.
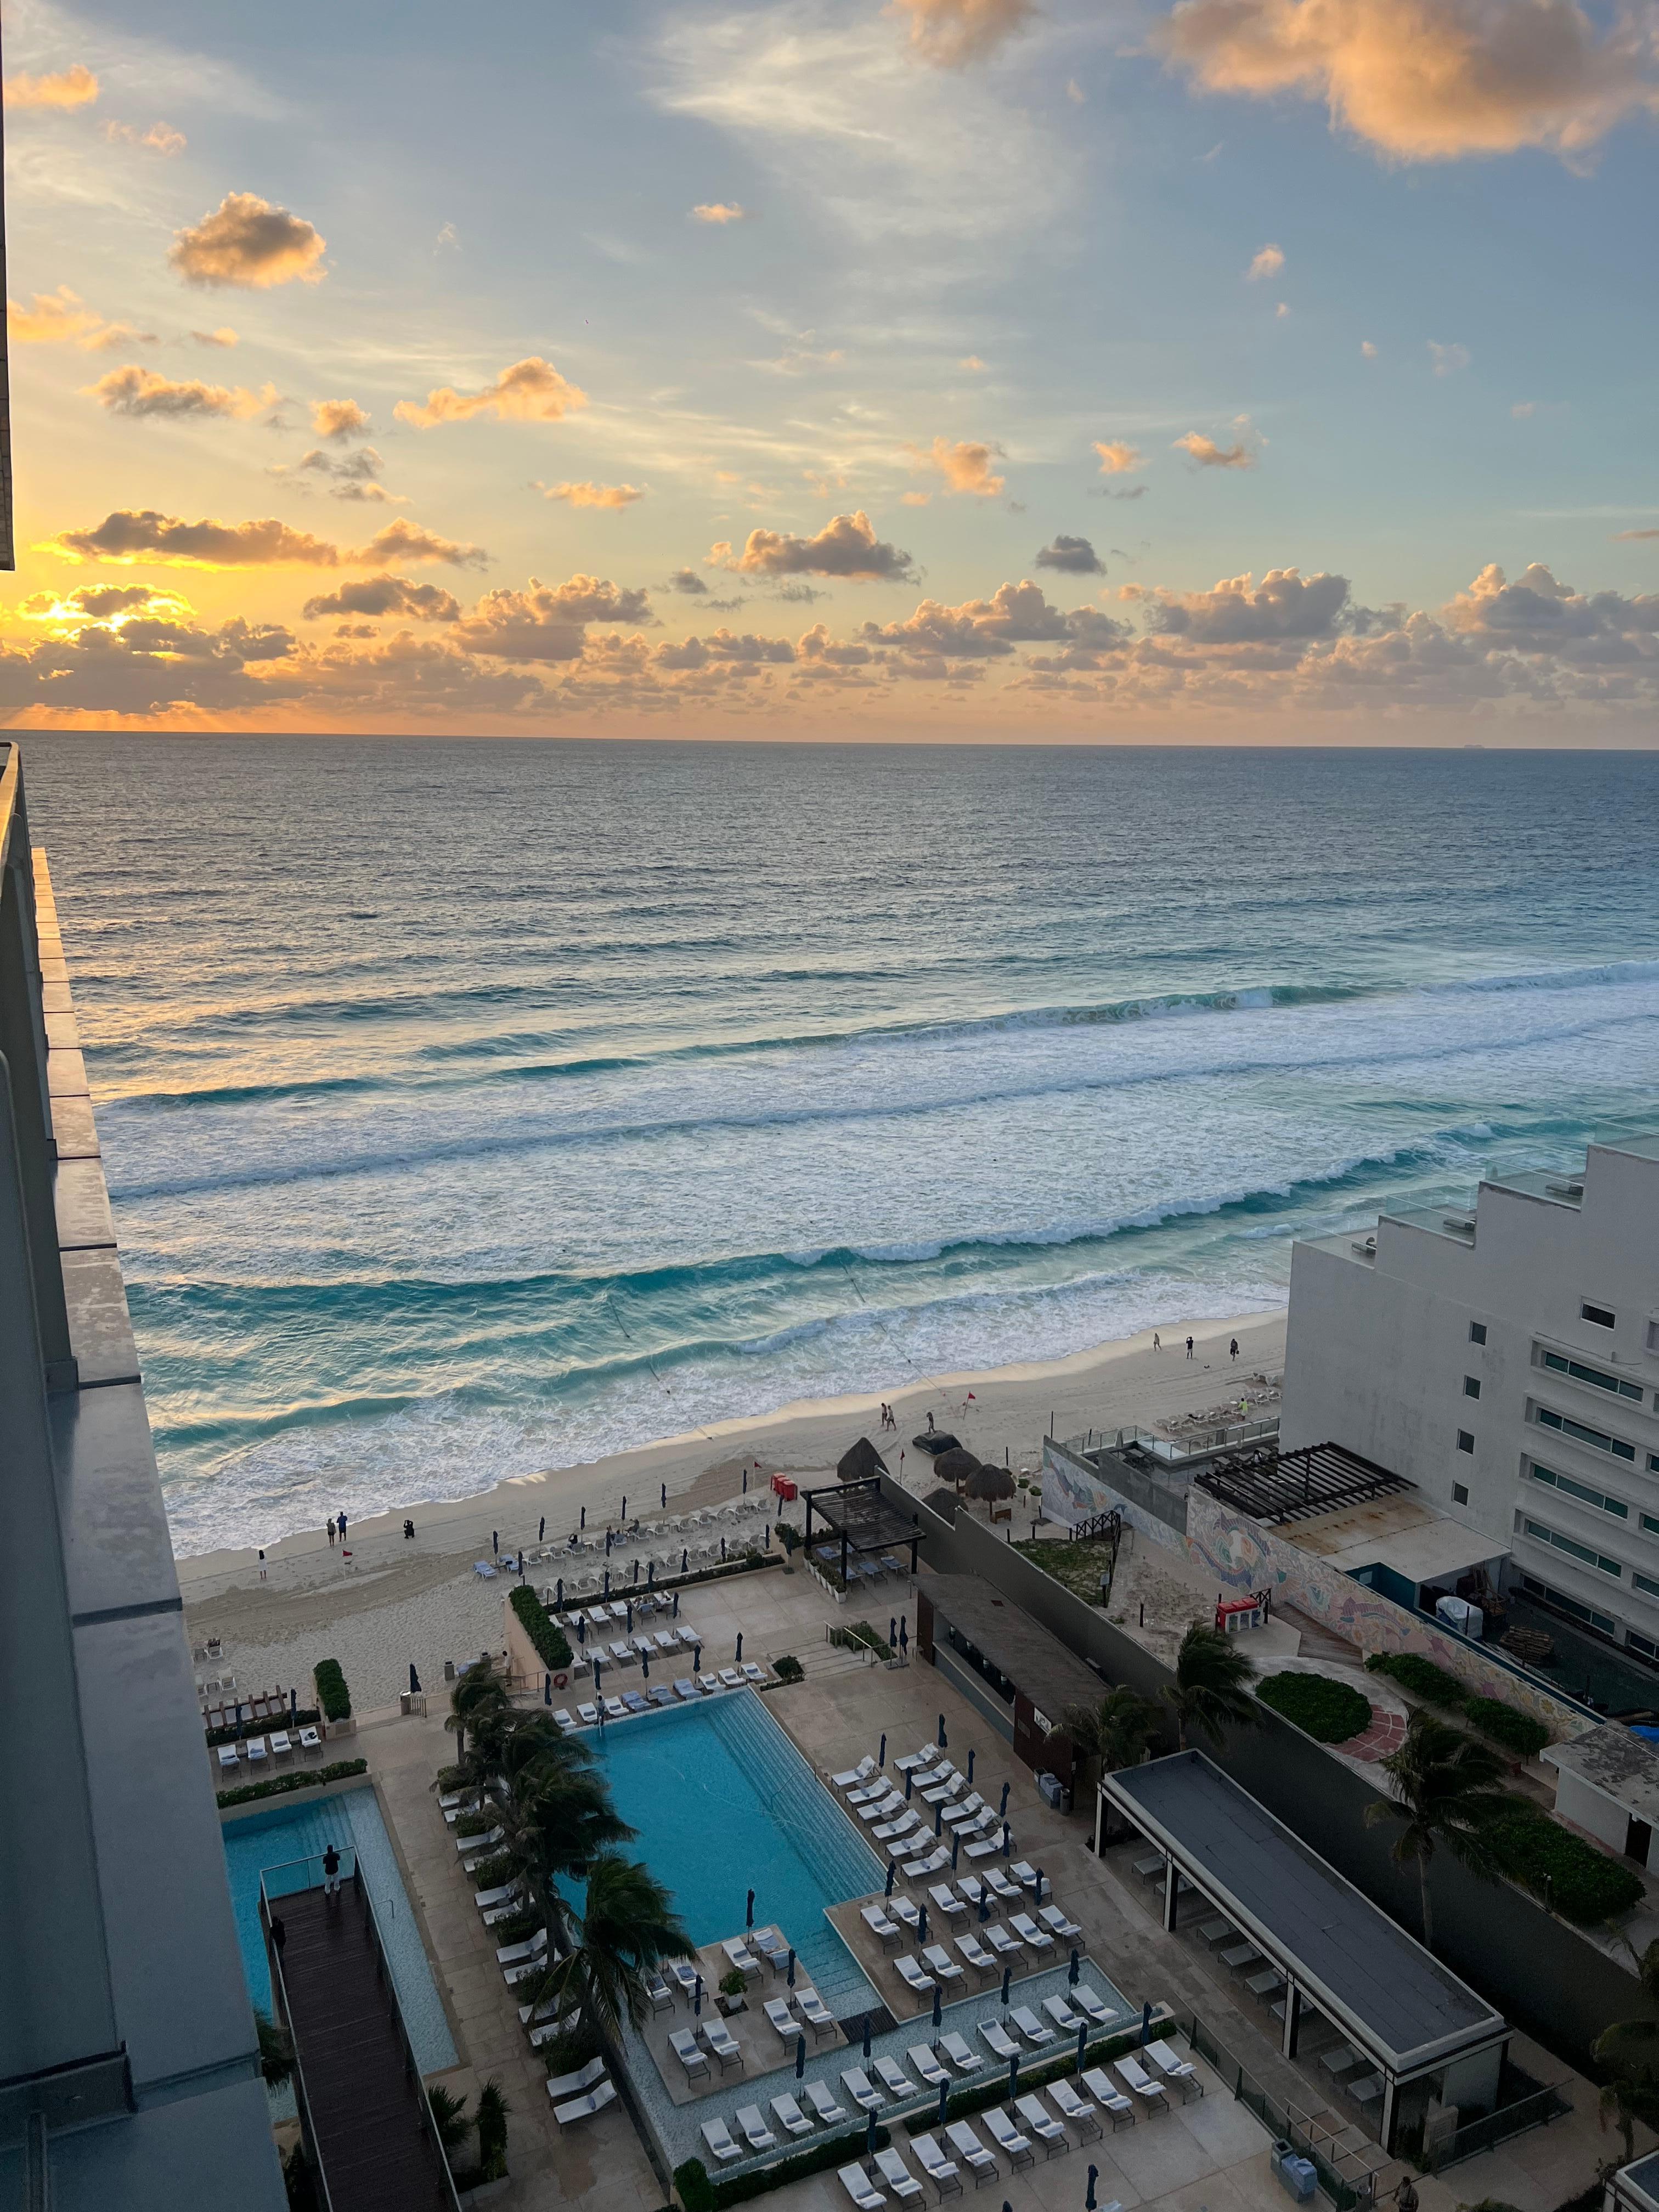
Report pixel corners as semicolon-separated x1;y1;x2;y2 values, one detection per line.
283;1550;1641;2212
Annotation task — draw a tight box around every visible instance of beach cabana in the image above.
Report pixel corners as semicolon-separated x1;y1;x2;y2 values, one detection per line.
803;1478;921;1587
934;1447;981;1489
838;1436;890;1484
963;1464;1014;1504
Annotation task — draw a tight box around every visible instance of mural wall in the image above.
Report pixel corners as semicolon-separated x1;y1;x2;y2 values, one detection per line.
1041;1441;1189;1559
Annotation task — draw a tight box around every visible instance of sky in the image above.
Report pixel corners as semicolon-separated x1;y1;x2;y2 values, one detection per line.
2;0;1656;740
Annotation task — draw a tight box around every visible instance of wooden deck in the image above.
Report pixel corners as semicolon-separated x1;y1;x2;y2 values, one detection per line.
274;1881;454;2210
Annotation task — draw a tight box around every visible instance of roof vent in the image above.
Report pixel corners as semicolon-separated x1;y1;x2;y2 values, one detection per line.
1545;1181;1584;1199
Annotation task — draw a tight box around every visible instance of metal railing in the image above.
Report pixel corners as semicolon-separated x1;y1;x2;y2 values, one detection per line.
261;1852;462;2211
1183;2011;1368;2208
1426;2076;1571;2171
261;1857;346;2212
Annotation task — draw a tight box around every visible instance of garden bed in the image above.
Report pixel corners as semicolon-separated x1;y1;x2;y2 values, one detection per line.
1256;1671;1373;1745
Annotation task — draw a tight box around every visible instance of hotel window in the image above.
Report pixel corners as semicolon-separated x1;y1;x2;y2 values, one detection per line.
1519;1573;1618;1635
1452;1482;1469;1506
1628;1631;1659;1660
1463;1376;1481;1400
1456;1430;1475;1453
1533;1403;1637;1462
1529;1462;1628;1518
1469;1321;1487;1345
1582;1301;1616;1329
1522;1517;1623;1577
1644;1514;1659;1539
1636;1575;1659;1603
1540;1349;1643;1402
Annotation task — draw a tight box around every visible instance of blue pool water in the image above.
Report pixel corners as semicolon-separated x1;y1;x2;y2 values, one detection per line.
583;1692;882;2014
220;1788;456;2073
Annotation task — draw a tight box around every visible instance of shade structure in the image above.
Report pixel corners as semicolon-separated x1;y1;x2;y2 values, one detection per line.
933;1447;980;1488
964;1463;1015;1502
838;1436;890;1483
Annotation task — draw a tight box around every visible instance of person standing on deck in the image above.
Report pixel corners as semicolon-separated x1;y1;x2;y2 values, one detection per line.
322;1843;341;1899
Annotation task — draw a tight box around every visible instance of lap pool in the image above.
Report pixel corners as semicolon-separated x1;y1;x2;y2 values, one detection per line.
582;1692;882;2015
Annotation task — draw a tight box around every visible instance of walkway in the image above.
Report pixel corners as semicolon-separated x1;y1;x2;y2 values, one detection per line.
276;1881;454;2210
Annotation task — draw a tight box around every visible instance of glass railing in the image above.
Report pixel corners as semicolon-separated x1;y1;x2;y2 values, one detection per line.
261;1847;358;1902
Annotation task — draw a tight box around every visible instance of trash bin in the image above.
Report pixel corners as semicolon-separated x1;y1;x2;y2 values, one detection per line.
1277;2156;1317;2202
1269;2139;1294;2181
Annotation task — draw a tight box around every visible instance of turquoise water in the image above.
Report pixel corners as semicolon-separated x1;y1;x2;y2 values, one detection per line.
220;1789;456;2072
582;1692;882;2014
23;736;1659;1553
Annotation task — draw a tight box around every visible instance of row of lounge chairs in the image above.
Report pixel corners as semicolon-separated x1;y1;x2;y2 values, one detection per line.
558;1664;766;1727
216;1726;322;1772
201;1686;285;1726
544;2055;617;2126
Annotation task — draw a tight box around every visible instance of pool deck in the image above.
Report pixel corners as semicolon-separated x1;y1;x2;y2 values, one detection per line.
307;1549;1632;2212
640;1928;850;2107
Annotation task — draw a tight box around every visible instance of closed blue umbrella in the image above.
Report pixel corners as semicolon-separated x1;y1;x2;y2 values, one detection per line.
967;1749;975;1785
682;1549;689;1575
693;1645;702;1674
951;1833;961;1871
796;2033;807;2080
937;1714;947;1749
622;1495;627;1520
736;1633;744;1663
765;1523;771;1549
1087;2165;1099;2210
1069;1947;1081;1987
662;1483;668;1508
632;1557;640;1584
934;1803;944;1837
1076;2020;1087;2073
577;1616;586;1645
863;2015;872;2059
673;1589;681;1617
899;1619;909;1652
978;1892;989;1924
627;1600;634;1631
694;1974;703;2016
879;1733;887;1769
999;1782;1009;1818
580;1505;586;1529
603;1566;611;1596
648;1560;656;1586
1007;2051;1019;2104
937;2078;949;2129
1033;1868;1046;1905
932;1982;943;2031
885;1863;896;1899
747;1888;756;1928
641;1650;650;1679
905;1769;914;1801
1002;1822;1011;1858
787;1949;796;1989
721;1536;727;1561
544;1672;551;1705
591;1656;601;1689
866;2108;878;2157
917;1903;928;1947
1140;2001;1152;2047
890;1617;898;1647
1000;1966;1012;2010
556;1577;564;1607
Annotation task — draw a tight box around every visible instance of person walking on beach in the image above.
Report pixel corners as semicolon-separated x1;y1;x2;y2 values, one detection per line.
492;1528;499;1557
1185;1336;1194;1359
257;1549;267;1583
337;1510;348;1543
326;1517;335;1548
539;1515;546;1544
322;1843;341;1899
1230;1337;1239;1363
1153;1332;1161;1351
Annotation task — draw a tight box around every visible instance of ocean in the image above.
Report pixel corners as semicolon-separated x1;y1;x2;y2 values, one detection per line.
24;736;1659;1557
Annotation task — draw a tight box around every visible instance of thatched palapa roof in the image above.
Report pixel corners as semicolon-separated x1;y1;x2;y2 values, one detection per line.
933;1447;981;1487
837;1435;889;1483
964;1463;1015;1502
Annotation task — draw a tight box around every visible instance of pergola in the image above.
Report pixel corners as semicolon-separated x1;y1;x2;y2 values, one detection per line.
1193;1440;1413;1528
802;1477;921;1587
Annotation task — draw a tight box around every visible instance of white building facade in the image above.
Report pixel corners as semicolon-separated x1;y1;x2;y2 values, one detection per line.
1279;1138;1659;1662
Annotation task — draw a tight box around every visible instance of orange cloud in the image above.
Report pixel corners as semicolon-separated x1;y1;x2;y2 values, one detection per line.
456;576;653;661
170;194;327;289
908;436;1005;496
85;366;275;422
313;398;370;440
1247;242;1284;279
713;511;917;582
394;358;586;429
690;202;748;223
890;0;1036;65
8;287;152;351
1093;441;1144;475
538;481;645;508
1173;427;1257;468
1155;0;1659;161
302;577;461;622
104;119;185;153
193;327;239;348
4;63;97;110
43;511;487;570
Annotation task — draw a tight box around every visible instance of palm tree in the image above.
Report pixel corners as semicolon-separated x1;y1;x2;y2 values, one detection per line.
1060;1686;1160;1792
1594;1941;1659;2160
446;1659;512;1771
1165;1623;1260;1751
500;1711;594;1791
554;1853;697;2040
1363;1711;1509;1951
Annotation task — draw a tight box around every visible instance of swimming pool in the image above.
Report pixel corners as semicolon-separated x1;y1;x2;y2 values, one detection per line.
582;1692;882;2013
220;1786;456;2075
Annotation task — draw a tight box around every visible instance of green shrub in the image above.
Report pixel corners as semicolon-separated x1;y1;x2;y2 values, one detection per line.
313;1658;351;1722
1256;1672;1373;1745
470;1852;517;1892
686;2126;894;2209
510;1583;573;1671
454;1809;495;1839
1364;1651;1466;1707
1464;1698;1550;1760
775;1522;800;1554
436;1763;468;1792
475;2076;510;2183
490;1908;541;1945
1485;1807;1645;1923
772;1655;805;1684
540;2022;602;2079
216;1759;366;1810
676;2160;718;2212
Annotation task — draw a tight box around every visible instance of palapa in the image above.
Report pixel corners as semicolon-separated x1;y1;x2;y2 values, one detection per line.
837;1436;890;1483
963;1463;1015;1502
933;1446;981;1488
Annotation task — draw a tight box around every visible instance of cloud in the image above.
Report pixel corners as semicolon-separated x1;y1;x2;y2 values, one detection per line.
0;611;304;720
1247;242;1284;279
909;435;1005;495
434;222;460;252
668;568;710;595
302;577;460;622
861;579;1079;661
1613;528;1659;542
690;201;748;222
537;481;645;508
714;511;917;581
1066;77;1086;101
456;575;653;661
8;287;151;351
193;326;239;348
84;365;273;421
1173;428;1257;468
276;446;408;504
4;63;98;109
1035;534;1105;575
1441;561;1659;646
890;0;1037;65
961;355;988;371
1429;340;1471;375
1093;440;1144;475
170;194;328;289
43;511;486;570
1154;0;1659;163
394;357;586;428
1131;566;1351;641
1361;339;1378;357
104;119;185;153
314;398;370;439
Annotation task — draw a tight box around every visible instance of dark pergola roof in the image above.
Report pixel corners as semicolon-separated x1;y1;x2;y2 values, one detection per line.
803;1480;920;1555
921;1572;1105;1720
1193;1440;1413;1528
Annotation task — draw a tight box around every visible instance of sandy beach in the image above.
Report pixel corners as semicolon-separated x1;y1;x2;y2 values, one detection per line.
179;1304;1284;1708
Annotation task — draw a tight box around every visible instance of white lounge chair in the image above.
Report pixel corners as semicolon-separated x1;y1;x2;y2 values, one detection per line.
553;2080;617;2125
839;2164;885;2211
922;1944;964;1986
578;1702;600;1724
674;1680;699;1701
670;2028;710;2079
609;1641;635;1667
245;1737;267;1764
1073;1985;1113;2027
217;1746;238;1773
983;1868;1020;1906
495;1927;548;1966
1009;1915;1054;1955
602;1696;627;1720
806;2079;849;2124
553;1708;576;1729
764;1996;798;2036
545;2057;608;2100
849;1778;889;1807
1042;1995;1082;2034
842;2067;883;2110
797;1988;836;2038
699;1674;720;1695
1047;2079;1101;2141
1011;1862;1043;1898
1081;2067;1136;2129
982;2108;1034;2169
875;1811;919;1844
1039;1903;1084;1944
719;1667;743;1689
928;1886;968;1925
955;1935;996;1978
913;2134;963;2198
875;2147;925;2202
891;1895;922;1933
1014;2094;1069;2157
944;2121;998;2183
1009;2006;1055;2048
979;2021;1019;2063
455;1825;503;1855
1115;2055;1169;2110
984;1925;1022;1960
655;1630;679;1654
921;1774;966;1807
475;1878;521;1911
907;2045;950;2089
874;2056;916;2099
742;1662;766;1684
902;1848;951;1879
860;1793;906;1824
723;1938;762;1979
938;2032;979;2074
702;2018;743;2069
895;1956;936;1999
863;1905;903;1950
1146;2038;1203;2097
737;2104;778;2152
772;2091;813;2137
893;1746;935;1773
702;2118;742;2163
269;1730;292;1759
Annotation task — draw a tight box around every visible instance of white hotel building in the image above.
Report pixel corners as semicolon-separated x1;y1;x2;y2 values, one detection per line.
1279;1135;1659;1664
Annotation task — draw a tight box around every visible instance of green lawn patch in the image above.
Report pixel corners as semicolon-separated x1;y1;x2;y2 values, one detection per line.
1256;1671;1373;1744
1012;1538;1119;1604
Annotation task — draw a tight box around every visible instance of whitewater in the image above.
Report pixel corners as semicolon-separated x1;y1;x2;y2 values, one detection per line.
25;735;1659;1555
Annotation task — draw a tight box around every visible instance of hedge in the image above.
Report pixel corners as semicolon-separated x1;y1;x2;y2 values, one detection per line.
1364;1652;1466;1708
216;1759;367;1810
1256;1672;1373;1745
1364;1654;1553;1759
1484;1805;1645;1923
314;1658;351;1722
510;1584;574;1671
1464;1697;1550;1760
